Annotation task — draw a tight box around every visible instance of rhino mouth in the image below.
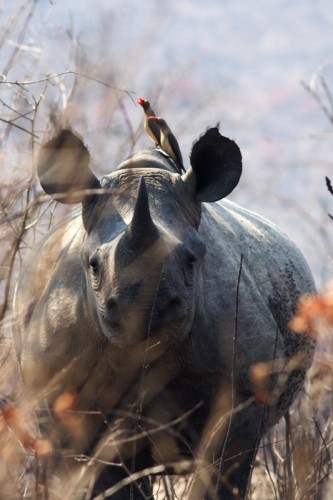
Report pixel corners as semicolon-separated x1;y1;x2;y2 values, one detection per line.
99;304;189;348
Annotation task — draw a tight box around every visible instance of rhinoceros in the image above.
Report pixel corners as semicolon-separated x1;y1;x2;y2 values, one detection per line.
13;127;315;499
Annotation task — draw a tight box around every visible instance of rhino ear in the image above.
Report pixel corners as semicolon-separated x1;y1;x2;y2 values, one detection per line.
183;127;242;202
37;129;100;204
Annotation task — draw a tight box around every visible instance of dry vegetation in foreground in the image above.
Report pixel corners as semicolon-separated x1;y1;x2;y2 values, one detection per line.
0;3;333;499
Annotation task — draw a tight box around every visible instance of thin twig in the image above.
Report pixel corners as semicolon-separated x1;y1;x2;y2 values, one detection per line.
262;435;279;500
2;0;37;78
284;411;294;500
118;99;137;155
313;416;332;471
301;80;333;125
320;74;333;116
92;463;167;500
217;253;244;489
0;71;136;102
325;176;333;196
0;98;33;121
0;201;29;322
0;117;39;138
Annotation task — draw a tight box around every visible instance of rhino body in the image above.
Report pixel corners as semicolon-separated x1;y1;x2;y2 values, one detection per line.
13;129;315;499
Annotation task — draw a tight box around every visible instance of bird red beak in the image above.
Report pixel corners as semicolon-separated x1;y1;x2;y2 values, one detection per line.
137;97;144;105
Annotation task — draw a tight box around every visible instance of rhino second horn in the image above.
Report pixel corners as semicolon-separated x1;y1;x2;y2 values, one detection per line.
125;177;159;253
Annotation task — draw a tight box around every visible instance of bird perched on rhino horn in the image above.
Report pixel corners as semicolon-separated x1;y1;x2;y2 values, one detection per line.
137;96;160;146
149;116;186;174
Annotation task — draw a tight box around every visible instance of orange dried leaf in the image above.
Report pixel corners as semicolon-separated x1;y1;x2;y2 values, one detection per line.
53;391;77;414
255;389;270;405
250;362;271;384
34;439;53;456
289;316;310;334
2;405;22;424
323;304;333;325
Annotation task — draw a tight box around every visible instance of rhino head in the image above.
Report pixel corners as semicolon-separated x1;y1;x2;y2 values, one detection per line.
37;127;242;347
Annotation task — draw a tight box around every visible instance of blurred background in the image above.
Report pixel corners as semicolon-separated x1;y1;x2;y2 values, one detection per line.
1;0;333;286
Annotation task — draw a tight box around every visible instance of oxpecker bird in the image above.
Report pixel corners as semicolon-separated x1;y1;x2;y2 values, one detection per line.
149;116;185;173
137;97;161;146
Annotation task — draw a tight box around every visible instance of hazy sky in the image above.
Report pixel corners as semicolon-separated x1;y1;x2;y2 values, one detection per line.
2;0;333;282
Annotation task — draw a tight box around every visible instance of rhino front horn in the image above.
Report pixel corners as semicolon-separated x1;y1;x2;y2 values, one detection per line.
125;177;159;253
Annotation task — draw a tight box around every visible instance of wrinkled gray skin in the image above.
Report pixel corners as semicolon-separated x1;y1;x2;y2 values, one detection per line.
14;128;315;499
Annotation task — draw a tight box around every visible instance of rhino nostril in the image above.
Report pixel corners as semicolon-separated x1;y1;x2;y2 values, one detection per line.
168;295;182;311
106;296;120;328
107;297;118;311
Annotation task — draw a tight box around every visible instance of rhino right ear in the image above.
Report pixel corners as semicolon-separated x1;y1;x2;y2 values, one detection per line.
37;129;100;204
183;127;242;202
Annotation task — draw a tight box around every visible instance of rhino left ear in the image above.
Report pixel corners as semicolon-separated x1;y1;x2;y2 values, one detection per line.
37;129;100;204
183;127;242;202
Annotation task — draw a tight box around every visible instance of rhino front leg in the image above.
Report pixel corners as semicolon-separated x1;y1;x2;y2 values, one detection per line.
92;466;153;500
189;396;266;499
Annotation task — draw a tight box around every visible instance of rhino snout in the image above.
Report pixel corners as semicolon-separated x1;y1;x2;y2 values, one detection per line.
152;289;185;326
105;295;121;330
164;293;183;318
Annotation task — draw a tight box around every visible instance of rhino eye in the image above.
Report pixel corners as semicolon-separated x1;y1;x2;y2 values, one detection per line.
89;254;100;276
184;249;196;286
186;251;196;268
